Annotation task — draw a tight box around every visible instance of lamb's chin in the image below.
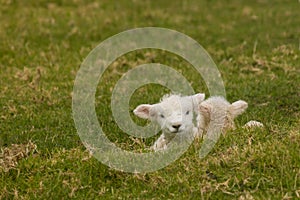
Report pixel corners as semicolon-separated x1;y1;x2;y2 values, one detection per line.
165;130;177;134
171;130;180;134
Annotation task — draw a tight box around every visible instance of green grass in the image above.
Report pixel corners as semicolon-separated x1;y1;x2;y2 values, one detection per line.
0;0;299;199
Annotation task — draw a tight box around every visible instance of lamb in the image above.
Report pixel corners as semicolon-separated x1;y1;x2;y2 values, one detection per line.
195;96;248;139
133;93;205;151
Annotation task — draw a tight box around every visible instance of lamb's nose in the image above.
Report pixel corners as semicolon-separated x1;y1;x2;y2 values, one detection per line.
172;124;181;130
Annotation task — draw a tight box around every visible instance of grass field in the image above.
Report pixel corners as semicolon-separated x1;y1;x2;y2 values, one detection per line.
0;0;299;199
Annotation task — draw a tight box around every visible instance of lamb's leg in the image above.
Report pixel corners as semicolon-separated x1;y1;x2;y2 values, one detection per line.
193;127;203;138
151;134;168;151
195;114;206;138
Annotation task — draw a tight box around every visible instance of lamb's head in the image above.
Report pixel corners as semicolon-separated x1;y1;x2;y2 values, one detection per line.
134;93;205;134
198;96;248;133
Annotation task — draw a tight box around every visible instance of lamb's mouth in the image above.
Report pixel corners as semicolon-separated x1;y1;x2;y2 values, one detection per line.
170;130;182;134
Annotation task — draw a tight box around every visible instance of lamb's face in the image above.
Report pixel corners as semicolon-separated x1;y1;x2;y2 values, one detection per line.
150;96;195;133
134;94;205;134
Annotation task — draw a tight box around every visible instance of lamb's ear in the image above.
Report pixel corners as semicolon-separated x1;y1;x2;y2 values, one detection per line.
191;93;205;105
199;101;212;118
229;100;248;118
133;104;153;119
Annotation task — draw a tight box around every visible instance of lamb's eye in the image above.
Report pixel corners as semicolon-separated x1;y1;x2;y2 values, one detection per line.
186;111;190;115
160;114;165;118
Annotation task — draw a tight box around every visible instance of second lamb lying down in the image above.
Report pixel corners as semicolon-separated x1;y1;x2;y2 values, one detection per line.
195;96;248;138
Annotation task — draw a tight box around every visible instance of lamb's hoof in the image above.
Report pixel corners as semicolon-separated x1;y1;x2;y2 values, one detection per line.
243;120;264;129
151;144;167;152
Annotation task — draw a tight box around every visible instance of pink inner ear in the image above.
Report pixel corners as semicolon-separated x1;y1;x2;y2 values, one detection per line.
199;103;212;120
140;106;150;115
196;93;205;101
199;103;211;113
230;100;248;117
192;93;205;104
134;104;152;119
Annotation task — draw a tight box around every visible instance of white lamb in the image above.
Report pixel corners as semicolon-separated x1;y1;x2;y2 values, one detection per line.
134;93;205;151
195;96;249;138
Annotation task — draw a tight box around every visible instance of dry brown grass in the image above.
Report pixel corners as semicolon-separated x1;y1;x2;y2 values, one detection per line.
0;141;37;172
